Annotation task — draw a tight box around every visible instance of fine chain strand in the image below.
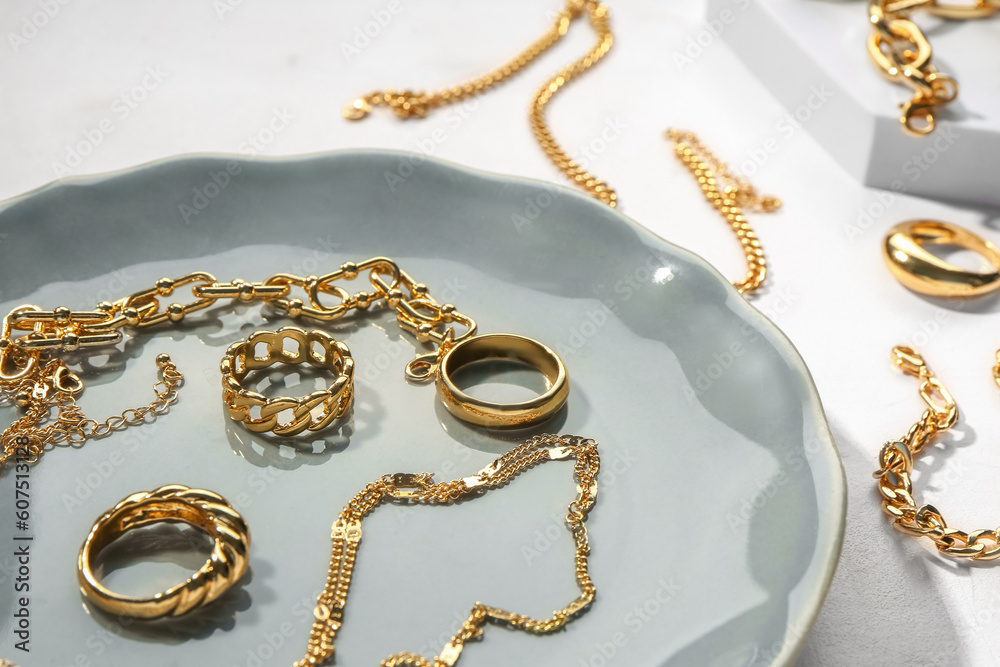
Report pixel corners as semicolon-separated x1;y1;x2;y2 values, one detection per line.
295;434;600;667
874;345;1000;560
0;258;474;466
0;354;182;466
667;129;781;296
343;0;618;208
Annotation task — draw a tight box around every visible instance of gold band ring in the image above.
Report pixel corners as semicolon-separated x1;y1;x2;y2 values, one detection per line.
221;326;354;436
437;333;569;428
884;220;1000;297
77;485;250;619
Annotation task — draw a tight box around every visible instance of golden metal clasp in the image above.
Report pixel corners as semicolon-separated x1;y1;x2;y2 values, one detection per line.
892;346;957;428
893;345;931;378
399;299;477;382
397;299;477;346
901;97;939;136
382;472;434;500
1;306;41;382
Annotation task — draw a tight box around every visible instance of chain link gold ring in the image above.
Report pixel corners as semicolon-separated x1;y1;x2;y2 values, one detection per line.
221;326;354;437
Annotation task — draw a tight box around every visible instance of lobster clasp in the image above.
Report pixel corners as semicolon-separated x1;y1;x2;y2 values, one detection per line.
892;345;930;378
901;97;938;137
382;472;434;500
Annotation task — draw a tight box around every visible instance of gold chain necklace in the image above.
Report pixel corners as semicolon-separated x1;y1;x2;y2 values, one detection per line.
295;433;600;667
0;258;540;465
667;129;781;296
867;0;999;136
339;6;782;295
343;0;617;208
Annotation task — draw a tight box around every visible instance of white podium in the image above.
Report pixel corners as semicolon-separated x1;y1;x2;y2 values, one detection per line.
707;0;1000;207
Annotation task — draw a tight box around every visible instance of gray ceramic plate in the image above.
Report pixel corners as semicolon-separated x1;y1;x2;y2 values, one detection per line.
0;151;844;667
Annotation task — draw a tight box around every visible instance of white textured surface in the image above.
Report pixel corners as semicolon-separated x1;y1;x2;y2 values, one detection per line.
1;0;999;665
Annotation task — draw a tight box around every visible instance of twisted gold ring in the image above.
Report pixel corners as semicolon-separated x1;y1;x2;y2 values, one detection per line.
77;485;250;619
221;326;354;436
883;220;1000;297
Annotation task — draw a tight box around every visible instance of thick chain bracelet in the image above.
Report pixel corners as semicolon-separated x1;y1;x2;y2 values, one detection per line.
875;345;1000;559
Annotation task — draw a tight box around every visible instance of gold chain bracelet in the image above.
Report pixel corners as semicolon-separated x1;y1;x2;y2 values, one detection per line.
343;0;617;208
296;433;600;667
868;0;999;136
1;257;565;466
875;345;1000;560
667;129;781;296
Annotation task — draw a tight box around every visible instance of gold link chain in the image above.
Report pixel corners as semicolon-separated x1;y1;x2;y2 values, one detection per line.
343;0;618;208
867;0;999;136
294;434;600;667
0;258;474;467
873;345;1000;560
667;129;781;296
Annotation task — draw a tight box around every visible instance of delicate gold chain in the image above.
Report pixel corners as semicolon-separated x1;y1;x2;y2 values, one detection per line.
295;433;600;667
343;0;617;208
868;0;999;136
0;258;475;466
0;354;182;467
874;345;1000;560
666;129;781;296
